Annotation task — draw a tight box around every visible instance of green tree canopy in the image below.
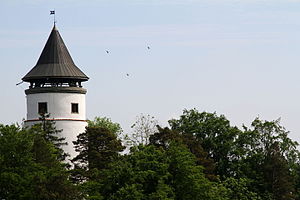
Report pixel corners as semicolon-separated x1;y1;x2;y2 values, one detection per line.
88;117;122;135
88;143;229;200
0;123;79;200
234;118;299;200
168;109;241;177
149;126;216;181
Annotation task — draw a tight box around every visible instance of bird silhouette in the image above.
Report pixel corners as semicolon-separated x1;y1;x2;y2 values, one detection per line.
126;73;129;76
106;50;109;54
147;46;150;49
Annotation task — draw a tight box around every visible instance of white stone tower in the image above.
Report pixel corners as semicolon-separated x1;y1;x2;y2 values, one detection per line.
22;25;89;159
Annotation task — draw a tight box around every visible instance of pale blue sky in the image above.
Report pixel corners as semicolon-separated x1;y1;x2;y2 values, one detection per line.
1;0;300;141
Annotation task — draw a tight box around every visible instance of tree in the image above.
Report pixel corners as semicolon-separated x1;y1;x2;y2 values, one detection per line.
88;117;122;135
252;119;297;200
249;118;298;168
72;117;125;186
149;126;216;181
129;114;158;146
94;144;228;200
165;143;227;200
72;126;125;182
100;145;174;200
263;142;295;200
168;109;240;177
168;109;300;198
30;119;80;200
0;124;80;200
232;118;298;199
0;124;36;199
222;177;262;200
38;113;68;161
293;164;300;200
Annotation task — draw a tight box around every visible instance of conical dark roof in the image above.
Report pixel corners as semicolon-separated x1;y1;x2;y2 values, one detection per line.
22;25;89;82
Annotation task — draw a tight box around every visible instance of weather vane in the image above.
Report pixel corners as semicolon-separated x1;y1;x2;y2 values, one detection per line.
50;10;56;25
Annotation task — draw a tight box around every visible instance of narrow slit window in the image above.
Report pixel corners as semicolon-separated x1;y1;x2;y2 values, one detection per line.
38;102;48;114
71;103;79;113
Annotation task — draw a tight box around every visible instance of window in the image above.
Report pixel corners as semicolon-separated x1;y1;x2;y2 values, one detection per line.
38;102;48;114
71;103;79;113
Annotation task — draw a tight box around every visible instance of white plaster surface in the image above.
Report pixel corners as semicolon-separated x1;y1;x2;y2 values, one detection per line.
25;92;87;159
26;93;86;120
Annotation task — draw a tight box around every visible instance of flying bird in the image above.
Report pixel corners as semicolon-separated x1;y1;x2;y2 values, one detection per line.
106;50;109;54
147;46;150;49
126;73;129;76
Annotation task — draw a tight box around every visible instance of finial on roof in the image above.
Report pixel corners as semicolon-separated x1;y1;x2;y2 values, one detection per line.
53;24;57;31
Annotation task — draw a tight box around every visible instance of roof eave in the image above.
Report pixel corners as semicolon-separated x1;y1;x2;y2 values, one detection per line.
22;76;89;82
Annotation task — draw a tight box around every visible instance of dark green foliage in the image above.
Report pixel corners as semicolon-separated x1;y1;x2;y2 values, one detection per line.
222;177;262;200
233;119;298;199
88;144;228;200
165;143;220;200
73;127;125;170
293;164;300;200
72;126;125;182
87;116;122;135
100;145;174;200
169;109;241;177
0;124;36;199
38;114;68;161
149;126;216;181
262;142;295;200
0;123;79;200
1;111;300;200
71;117;125;184
168;109;300;199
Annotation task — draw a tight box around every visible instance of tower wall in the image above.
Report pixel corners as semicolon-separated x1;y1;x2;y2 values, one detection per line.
26;92;86;120
24;92;87;160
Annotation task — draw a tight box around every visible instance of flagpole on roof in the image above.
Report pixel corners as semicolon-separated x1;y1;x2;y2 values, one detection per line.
50;10;56;25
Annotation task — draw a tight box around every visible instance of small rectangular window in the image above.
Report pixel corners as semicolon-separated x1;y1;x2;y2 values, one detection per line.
38;102;48;114
71;103;79;113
